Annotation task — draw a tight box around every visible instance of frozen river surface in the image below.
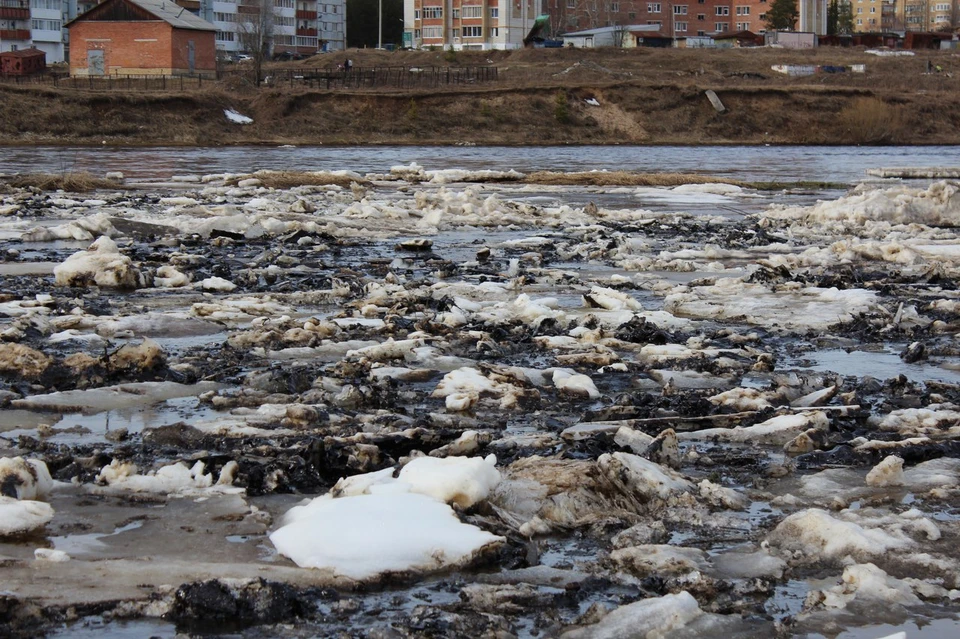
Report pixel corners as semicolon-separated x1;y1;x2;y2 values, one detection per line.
0;148;959;638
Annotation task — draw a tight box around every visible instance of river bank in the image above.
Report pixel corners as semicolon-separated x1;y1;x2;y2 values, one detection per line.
2;47;959;146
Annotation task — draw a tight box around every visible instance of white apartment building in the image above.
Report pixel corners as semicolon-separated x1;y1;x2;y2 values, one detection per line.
404;0;539;50
0;0;343;65
212;0;345;56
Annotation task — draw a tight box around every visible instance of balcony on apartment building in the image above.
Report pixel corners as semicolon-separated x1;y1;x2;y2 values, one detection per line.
0;27;30;39
296;26;317;35
0;0;29;21
237;1;261;14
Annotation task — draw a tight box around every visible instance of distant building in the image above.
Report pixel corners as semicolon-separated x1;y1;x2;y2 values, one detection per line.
0;0;345;65
213;0;346;57
560;23;658;46
66;0;217;75
542;0;771;40
851;0;882;32
403;0;539;50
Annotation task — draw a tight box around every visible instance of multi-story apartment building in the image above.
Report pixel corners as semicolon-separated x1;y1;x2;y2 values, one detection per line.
212;0;345;56
0;0;343;64
404;0;539;49
540;0;773;38
850;0;880;31
896;0;959;30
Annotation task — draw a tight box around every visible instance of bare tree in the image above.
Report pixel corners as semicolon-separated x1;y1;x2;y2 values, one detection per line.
237;0;277;87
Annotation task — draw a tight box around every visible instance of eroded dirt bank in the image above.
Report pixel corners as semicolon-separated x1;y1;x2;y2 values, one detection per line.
2;47;959;146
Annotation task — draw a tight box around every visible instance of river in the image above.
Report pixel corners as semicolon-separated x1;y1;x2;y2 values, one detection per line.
1;144;956;182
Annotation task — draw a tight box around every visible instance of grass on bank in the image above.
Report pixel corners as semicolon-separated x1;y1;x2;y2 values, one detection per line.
2;172;119;192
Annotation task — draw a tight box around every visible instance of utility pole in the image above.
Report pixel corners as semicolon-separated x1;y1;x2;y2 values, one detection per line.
378;0;382;48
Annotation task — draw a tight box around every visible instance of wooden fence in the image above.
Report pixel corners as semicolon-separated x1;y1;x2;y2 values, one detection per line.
0;73;211;91
0;65;499;92
227;65;500;90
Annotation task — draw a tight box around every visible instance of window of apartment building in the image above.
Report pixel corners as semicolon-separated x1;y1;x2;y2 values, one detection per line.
462;5;483;18
463;25;482;36
414;9;420;19
567;0;575;7
674;21;687;31
490;7;498;17
715;6;729;15
414;28;421;38
697;29;705;35
422;6;442;18
647;3;661;12
611;2;619;10
869;6;875;11
275;0;294;8
935;2;949;9
758;12;765;19
277;16;294;26
647;19;662;26
452;28;461;38
216;31;235;41
868;17;875;23
452;8;460;17
856;7;862;12
422;26;442;37
696;12;705;19
30;19;61;30
491;26;499;35
736;21;749;29
714;21;728;30
30;0;61;9
735;5;749;14
856;17;862;24
673;5;686;14
214;12;236;22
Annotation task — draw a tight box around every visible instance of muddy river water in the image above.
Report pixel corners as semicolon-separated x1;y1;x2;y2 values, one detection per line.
0;147;959;638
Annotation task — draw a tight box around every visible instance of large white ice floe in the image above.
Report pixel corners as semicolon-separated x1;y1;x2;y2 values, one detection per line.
270;491;503;579
561;591;703;638
53;236;147;289
763;181;960;229
664;278;879;330
270;455;503;579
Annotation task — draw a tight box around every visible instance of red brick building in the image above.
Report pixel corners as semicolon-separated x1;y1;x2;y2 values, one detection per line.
66;0;216;77
546;0;771;38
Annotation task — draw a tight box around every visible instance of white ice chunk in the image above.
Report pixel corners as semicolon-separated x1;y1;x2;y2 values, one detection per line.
224;108;253;124
398;454;501;508
561;591;703;639
0;496;54;537
54;236;146;289
0;456;53;500
269;492;503;580
766;508;912;560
